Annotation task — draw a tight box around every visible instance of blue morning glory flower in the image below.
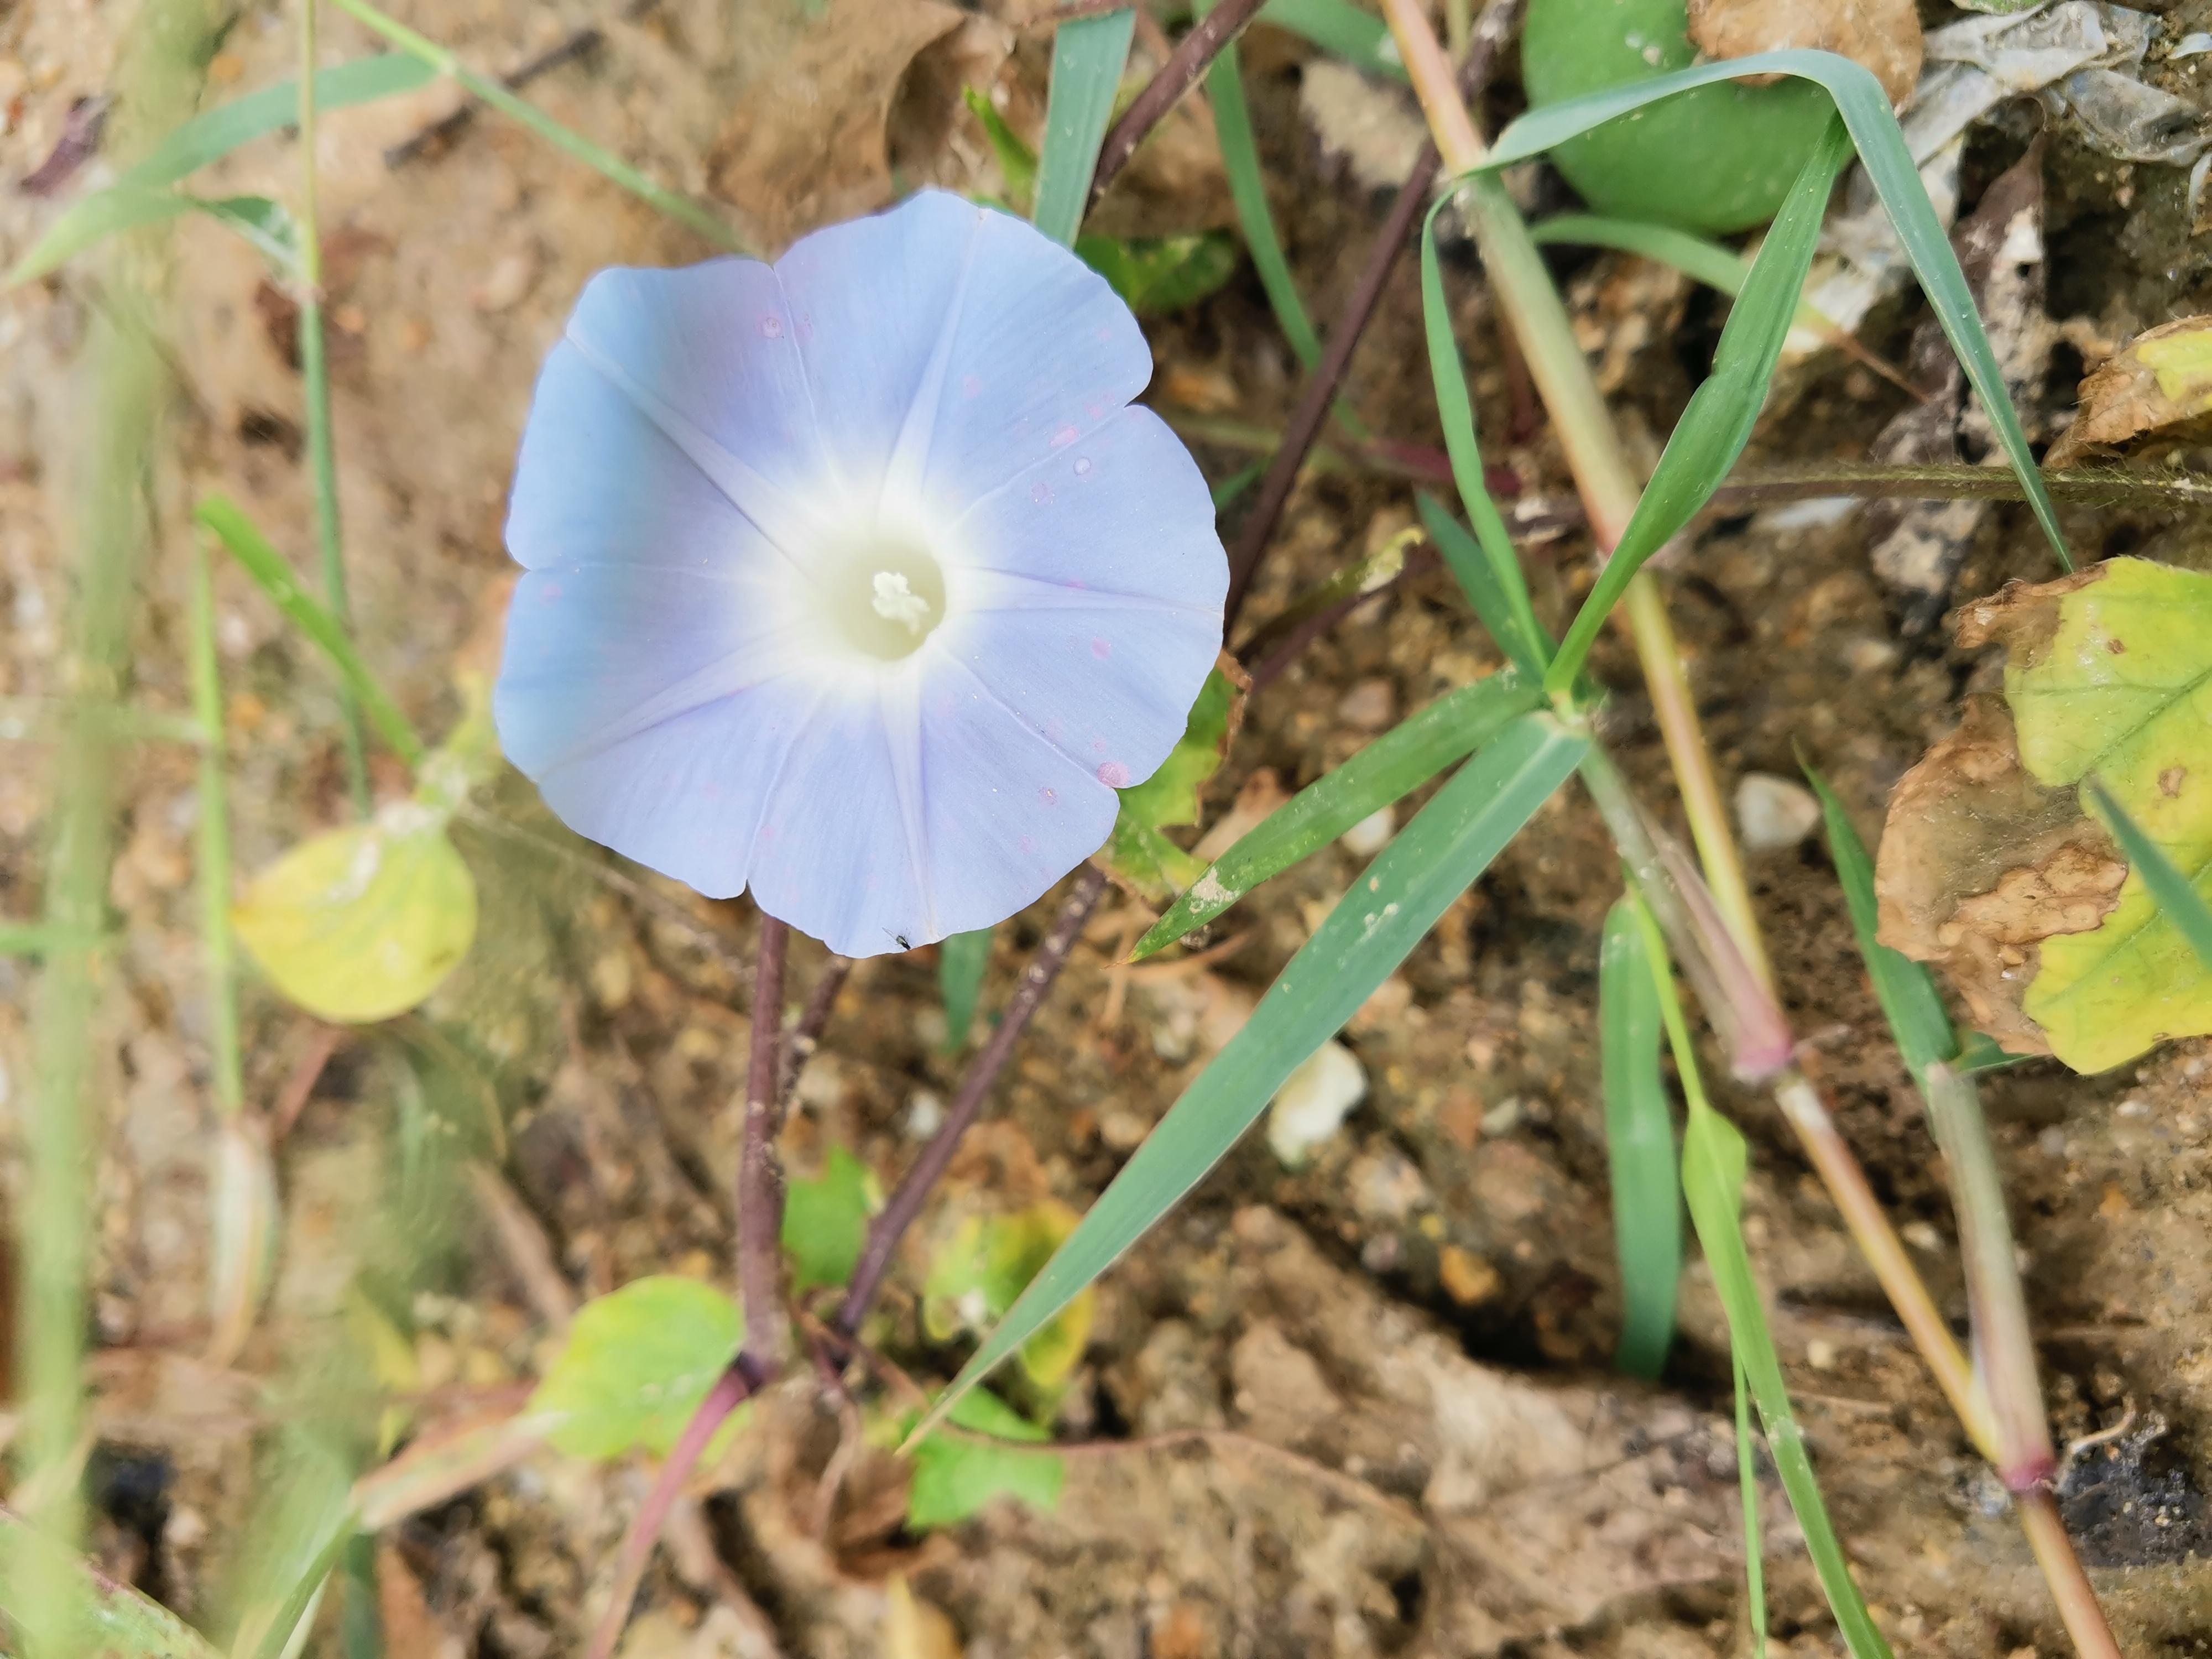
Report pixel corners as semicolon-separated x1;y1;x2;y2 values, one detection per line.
494;190;1227;957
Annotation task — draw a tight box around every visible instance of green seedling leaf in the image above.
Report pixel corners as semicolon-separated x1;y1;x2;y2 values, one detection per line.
1256;0;1408;81
1955;557;2212;1071
2086;779;2212;971
1735;1354;1769;1659
10;54;435;284
964;86;1039;211
196;494;425;768
1530;212;1756;298
1598;897;1679;1380
1104;664;1243;905
1204;0;1322;369
906;1389;1066;1530
1955;1031;2031;1074
925;1203;1097;1392
1134;667;1538;958
1479;48;2070;582
1631;898;1891;1659
1415;488;1550;680
1541;119;1852;697
783;1146;878;1293
921;712;1587;1434
232;806;478;1024
197;195;300;273
938;927;996;1053
528;1276;745;1460
0;1508;225;1659
1075;230;1240;316
1803;765;1958;1084
1032;8;1136;247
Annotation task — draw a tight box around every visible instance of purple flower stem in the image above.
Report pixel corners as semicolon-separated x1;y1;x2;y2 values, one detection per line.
778;953;853;1109
1088;0;1270;213
736;915;792;1380
581;1364;755;1659
1221;0;1522;629
833;862;1109;1338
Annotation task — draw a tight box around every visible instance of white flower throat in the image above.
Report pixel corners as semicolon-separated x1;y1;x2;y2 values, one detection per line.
803;523;950;664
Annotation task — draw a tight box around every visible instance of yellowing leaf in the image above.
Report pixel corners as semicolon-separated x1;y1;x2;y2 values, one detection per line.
528;1276;744;1460
924;1202;1095;1392
2046;316;2212;467
233;806;478;1024
1100;661;1245;905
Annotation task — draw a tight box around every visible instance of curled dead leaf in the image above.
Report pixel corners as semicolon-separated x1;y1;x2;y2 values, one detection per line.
1688;0;1923;108
1876;696;2123;1056
2045;314;2212;468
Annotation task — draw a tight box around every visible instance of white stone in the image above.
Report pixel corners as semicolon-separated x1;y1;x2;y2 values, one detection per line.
1265;1040;1368;1166
1734;773;1822;851
1339;804;1396;858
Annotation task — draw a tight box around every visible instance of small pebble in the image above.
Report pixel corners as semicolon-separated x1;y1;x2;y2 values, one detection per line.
1734;772;1822;850
1266;1040;1367;1165
1438;1244;1501;1307
1099;1107;1149;1152
1339;803;1396;858
906;1090;944;1139
1336;678;1396;732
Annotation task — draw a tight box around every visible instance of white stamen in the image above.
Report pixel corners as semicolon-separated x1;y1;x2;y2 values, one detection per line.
871;570;933;634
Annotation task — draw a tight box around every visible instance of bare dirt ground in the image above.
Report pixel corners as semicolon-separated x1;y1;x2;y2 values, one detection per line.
8;0;2212;1653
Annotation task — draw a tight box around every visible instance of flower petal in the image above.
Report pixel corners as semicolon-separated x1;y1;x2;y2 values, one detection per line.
774;190;982;501
895;200;1155;514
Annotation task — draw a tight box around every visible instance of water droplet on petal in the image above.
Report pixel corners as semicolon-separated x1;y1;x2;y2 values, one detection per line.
1019;835;1039;854
1091;637;1111;659
759;314;784;338
1073;456;1093;477
1030;482;1053;505
1098;761;1130;787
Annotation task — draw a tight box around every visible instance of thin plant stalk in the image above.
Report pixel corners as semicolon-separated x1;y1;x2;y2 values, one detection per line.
325;0;747;253
2019;1490;2124;1659
190;531;243;1125
1378;0;1773;995
18;2;209;1644
298;0;369;812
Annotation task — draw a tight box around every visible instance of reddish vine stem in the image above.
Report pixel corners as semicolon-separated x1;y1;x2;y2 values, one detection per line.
1088;0;1269;211
834;863;1110;1335
778;953;853;1108
1222;0;1521;628
735;916;791;1381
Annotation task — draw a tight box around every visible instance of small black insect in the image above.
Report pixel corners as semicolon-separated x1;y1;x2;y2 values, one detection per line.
895;934;912;950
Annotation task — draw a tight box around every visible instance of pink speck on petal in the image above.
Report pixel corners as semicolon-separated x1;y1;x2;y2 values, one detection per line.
1050;424;1079;448
1091;738;1107;753
1037;786;1058;806
962;373;983;398
759;314;784;338
1091;637;1111;659
1097;761;1130;787
1030;482;1053;505
1019;835;1039;855
540;582;564;601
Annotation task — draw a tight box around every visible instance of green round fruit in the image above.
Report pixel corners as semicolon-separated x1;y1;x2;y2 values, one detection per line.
1522;0;1835;235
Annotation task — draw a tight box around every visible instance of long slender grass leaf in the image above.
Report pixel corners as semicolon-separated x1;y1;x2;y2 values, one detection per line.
195;495;425;769
11;55;434;284
923;712;1588;1433
1735;1354;1769;1659
1530;213;1755;297
1256;0;1408;81
1630;897;1892;1659
1417;201;1549;675
1415;494;1551;681
2087;778;2212;970
1480;48;2070;577
1803;765;1957;1083
1204;3;1321;368
1133;668;1540;958
1544;121;1851;696
939;927;996;1052
1598;898;1679;1379
1032;9;1136;247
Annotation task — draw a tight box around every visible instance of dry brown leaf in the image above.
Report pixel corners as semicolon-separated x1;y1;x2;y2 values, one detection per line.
1688;0;1923;108
2044;315;2212;468
711;0;996;249
1876;693;2123;1056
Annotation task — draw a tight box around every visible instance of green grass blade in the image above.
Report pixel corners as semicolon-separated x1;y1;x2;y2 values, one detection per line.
1735;1353;1769;1659
1205;11;1321;368
9;56;434;285
1032;8;1136;247
1482;48;2069;577
1530;213;1754;296
1211;459;1265;510
1256;0;1408;81
1543;121;1851;697
1417;197;1550;675
1415;493;1551;681
1630;896;1892;1659
1803;765;1958;1082
1598;897;1679;1380
939;927;995;1052
195;494;425;770
1132;667;1540;958
2086;778;2212;969
924;712;1588;1433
